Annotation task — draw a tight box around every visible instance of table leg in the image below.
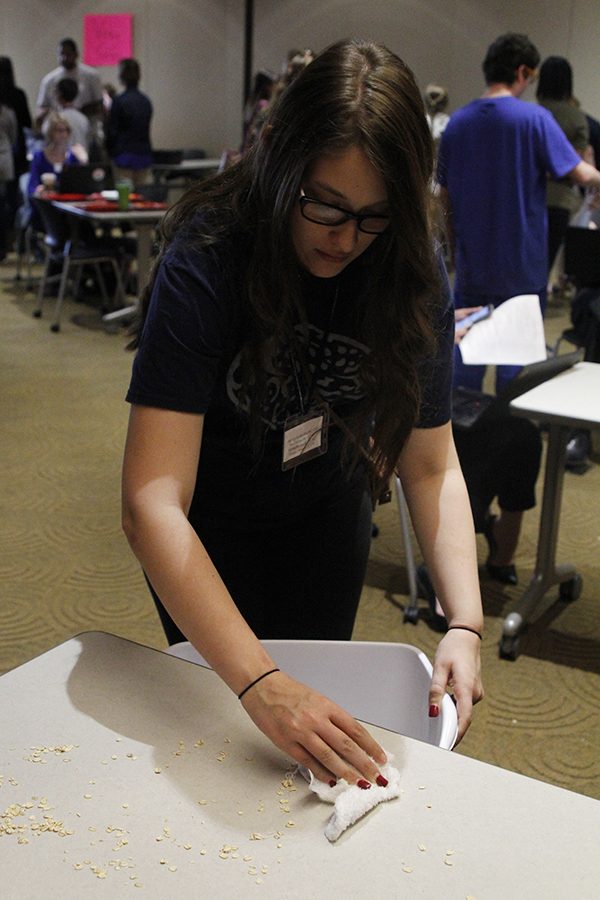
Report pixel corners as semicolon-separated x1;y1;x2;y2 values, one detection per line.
102;222;154;326
500;422;578;658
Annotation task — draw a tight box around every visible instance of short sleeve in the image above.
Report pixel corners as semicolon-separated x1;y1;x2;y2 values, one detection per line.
416;254;454;428
126;239;236;413
538;109;582;179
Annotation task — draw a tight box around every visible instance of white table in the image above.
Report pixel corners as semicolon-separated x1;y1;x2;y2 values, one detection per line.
1;632;599;899
503;361;600;658
52;201;166;327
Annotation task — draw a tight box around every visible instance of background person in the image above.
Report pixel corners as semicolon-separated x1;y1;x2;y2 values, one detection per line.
0;98;17;261
438;32;600;394
35;38;103;132
122;39;484;785
44;77;90;157
536;56;590;276
0;56;32;235
106;58;153;190
418;308;543;631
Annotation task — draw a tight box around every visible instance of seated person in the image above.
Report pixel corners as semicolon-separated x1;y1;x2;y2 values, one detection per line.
419;308;543;629
43;78;90;157
28;112;86;197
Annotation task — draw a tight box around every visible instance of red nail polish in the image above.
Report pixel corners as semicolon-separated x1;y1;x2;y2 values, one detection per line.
329;779;337;787
429;704;440;718
357;779;371;790
376;774;388;787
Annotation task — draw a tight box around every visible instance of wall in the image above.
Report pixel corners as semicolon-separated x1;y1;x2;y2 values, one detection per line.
0;0;245;155
252;0;600;120
1;1;599;155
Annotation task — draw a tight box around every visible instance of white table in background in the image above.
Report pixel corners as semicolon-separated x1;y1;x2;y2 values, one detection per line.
1;631;599;899
502;361;600;658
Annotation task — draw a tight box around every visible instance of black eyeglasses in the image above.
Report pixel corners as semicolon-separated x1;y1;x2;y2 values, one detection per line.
298;191;390;235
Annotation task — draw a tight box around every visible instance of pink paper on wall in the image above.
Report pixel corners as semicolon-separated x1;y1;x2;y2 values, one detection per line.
83;14;133;67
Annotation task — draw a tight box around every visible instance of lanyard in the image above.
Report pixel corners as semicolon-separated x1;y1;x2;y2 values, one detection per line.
289;283;339;414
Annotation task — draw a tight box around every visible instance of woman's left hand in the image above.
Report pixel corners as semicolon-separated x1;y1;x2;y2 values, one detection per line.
428;628;484;745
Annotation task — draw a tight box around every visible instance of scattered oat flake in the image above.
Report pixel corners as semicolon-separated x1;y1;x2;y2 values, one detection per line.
83;794;92;800
446;849;455;856
418;844;427;852
444;859;454;867
168;866;177;872
402;866;413;874
154;768;161;774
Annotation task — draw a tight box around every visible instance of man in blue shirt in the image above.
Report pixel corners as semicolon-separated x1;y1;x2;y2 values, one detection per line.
438;33;600;391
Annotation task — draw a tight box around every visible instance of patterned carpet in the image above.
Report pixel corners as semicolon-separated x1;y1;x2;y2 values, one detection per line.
2;259;599;802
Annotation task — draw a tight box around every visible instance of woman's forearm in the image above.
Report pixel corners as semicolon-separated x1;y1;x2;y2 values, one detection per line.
123;498;276;694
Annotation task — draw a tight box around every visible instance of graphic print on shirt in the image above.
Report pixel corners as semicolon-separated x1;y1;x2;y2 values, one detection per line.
226;322;369;429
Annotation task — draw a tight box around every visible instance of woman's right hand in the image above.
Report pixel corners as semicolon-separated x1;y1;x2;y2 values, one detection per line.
240;669;388;786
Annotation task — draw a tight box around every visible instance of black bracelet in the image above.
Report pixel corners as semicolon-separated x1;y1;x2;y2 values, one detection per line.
447;625;483;640
238;668;280;701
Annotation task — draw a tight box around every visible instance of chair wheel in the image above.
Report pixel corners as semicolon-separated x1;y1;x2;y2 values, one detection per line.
403;606;419;625
499;633;520;660
50;323;60;333
32;309;41;318
559;574;582;603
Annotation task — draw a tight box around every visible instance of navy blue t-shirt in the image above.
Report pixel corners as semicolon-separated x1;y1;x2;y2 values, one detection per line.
126;230;453;526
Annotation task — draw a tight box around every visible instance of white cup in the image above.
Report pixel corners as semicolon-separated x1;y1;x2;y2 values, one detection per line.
41;172;57;190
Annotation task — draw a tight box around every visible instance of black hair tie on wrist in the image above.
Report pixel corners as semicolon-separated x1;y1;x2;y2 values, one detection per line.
447;625;483;640
238;668;281;700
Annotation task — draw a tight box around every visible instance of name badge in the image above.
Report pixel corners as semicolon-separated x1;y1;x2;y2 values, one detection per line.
282;405;329;470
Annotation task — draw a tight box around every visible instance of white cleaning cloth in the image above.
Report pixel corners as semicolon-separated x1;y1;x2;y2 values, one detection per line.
299;753;401;842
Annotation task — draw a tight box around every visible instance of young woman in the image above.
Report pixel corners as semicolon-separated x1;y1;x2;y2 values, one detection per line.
122;39;484;787
106;58;153;190
536;56;590;273
28;112;86;198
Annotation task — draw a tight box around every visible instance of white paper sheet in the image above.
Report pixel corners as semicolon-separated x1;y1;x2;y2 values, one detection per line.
458;294;547;365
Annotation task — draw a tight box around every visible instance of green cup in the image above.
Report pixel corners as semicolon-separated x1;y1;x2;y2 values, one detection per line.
116;180;132;210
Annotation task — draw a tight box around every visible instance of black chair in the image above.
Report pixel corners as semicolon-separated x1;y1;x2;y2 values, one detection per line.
182;148;206;160
555;227;600;359
31;198;130;333
151;149;184;165
564;226;600;289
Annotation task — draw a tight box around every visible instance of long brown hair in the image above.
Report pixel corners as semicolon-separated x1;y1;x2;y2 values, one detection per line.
131;39;442;490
